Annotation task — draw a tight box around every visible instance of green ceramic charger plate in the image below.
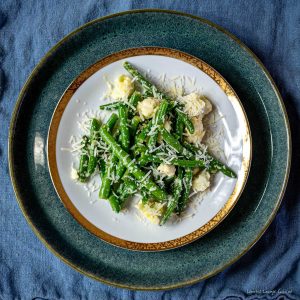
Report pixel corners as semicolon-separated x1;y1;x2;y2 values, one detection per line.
9;9;291;290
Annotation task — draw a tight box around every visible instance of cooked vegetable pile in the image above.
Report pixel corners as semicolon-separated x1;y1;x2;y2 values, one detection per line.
76;62;236;225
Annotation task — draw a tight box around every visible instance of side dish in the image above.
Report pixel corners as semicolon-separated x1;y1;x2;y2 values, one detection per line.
73;62;236;225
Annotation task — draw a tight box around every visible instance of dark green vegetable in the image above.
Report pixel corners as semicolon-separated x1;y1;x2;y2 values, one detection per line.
160;168;184;225
130;116;141;139
183;142;237;178
118;103;130;151
100;126;167;201
77;135;90;182
108;194;121;212
175;115;185;140
141;188;150;204
106;113;119;131
99;102;121;110
160;128;193;159
128;91;142;114
78;154;89;182
99;155;117;199
98;159;106;178
138;153;162;166
148;99;169;150
177;168;193;213
135;121;152;144
90;118;101;133
87;119;101;175
123;61;173;102
175;109;194;134
133;144;148;157
138;154;205;168
116;160;126;179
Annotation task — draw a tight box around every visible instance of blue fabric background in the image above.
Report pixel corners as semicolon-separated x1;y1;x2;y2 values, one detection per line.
0;1;299;299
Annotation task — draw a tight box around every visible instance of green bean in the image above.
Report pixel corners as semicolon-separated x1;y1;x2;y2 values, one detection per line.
133;144;148;157
160;168;184;225
87;155;97;175
175;115;185;140
118;103;130;151
174;159;205;168
116;104;130;178
106;113;118;131
87;119;101;175
148;100;169;150
123;61;173;102
160;128;193;159
138;153;162;166
99;102;121;110
129;91;142;110
142;89;153;98
108;194;121;213
182;141;198;153
78;155;89;182
100;126;168;201
90;118;101;133
119;177;138;201
112;123;120;139
160;128;184;152
78;136;89;182
135;121;151;144
183;142;236;178
99;173;111;199
116;161;126;179
209;160;237;178
175;109;194;134
130;116;141;139
138;154;205;168
99;155;117;199
98;159;106;178
141;189;150;204
177;168;193;213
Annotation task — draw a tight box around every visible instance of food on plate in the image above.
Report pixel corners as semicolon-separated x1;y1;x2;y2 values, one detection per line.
75;62;236;225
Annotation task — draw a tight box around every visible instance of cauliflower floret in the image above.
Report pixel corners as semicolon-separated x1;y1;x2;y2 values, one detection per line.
185;116;206;144
180;93;212;118
137;97;160;119
192;170;210;192
111;75;134;99
157;163;176;177
157;120;172;143
136;200;165;224
164;119;172;132
180;93;206;117
200;95;212;115
71;167;79;181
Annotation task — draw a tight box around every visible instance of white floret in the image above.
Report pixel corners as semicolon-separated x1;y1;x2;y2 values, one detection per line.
179;93;212;118
71;167;79;180
164;119;172;132
185;116;206;144
111;75;134;99
157;163;176;177
136;200;165;225
192;170;210;192
200;95;212;115
137;97;160;119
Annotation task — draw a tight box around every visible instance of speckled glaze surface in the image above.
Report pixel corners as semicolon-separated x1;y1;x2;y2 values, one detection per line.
9;10;290;290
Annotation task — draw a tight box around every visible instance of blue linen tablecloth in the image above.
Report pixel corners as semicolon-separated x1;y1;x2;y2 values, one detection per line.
0;0;299;299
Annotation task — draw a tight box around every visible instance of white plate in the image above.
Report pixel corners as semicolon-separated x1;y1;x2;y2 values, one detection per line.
48;47;251;251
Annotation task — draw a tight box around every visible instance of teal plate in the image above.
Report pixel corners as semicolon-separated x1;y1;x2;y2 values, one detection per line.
9;9;291;290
